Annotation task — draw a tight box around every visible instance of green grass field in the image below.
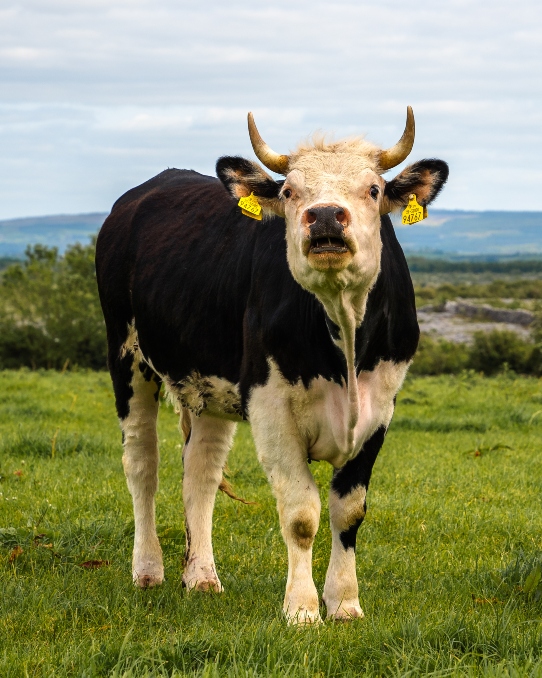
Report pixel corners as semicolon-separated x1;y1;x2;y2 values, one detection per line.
0;369;541;677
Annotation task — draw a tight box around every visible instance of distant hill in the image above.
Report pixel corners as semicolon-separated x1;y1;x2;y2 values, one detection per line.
1;209;541;258
391;209;542;256
0;213;107;256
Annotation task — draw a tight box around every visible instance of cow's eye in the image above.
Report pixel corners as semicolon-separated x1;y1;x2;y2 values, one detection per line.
370;185;379;201
282;189;292;199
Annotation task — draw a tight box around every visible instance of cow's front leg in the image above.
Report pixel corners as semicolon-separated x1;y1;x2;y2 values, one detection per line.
250;396;321;625
323;426;386;620
182;411;236;592
264;454;321;624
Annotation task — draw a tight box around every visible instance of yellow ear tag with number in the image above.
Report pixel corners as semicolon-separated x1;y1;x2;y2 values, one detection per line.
238;193;262;221
402;194;428;225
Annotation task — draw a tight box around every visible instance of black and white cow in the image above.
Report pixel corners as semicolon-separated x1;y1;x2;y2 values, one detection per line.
96;108;448;624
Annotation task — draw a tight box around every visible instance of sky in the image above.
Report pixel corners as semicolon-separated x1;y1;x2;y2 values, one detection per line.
1;0;541;219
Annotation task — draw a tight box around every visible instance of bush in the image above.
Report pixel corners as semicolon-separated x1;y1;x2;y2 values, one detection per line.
0;241;107;369
468;330;533;375
411;330;541;377
410;334;469;375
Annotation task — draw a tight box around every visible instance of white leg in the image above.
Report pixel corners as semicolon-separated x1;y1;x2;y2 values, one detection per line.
121;362;163;588
182;411;236;592
323;485;365;620
280;475;321;625
249;385;321;625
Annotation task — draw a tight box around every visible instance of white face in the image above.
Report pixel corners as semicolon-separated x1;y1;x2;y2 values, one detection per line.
279;165;385;297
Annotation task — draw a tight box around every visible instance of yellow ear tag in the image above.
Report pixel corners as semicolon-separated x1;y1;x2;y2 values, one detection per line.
238;193;262;221
402;194;427;225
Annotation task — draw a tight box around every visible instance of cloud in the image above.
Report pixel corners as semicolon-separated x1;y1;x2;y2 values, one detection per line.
0;0;541;217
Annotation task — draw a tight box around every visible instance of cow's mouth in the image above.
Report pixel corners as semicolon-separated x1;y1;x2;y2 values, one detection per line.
309;237;349;254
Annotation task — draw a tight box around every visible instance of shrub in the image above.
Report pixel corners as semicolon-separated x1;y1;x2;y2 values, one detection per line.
0;241;107;369
468;330;532;375
410;335;469;375
411;330;541;377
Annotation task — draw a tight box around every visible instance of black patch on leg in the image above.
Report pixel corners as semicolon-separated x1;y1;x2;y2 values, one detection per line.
332;427;386;551
138;361;153;380
138;361;161;401
152;373;161;402
153;381;161;402
331;426;386;497
339;513;365;551
111;352;135;421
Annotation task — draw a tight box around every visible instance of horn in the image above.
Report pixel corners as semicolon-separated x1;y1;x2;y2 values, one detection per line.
379;106;415;171
247;112;289;175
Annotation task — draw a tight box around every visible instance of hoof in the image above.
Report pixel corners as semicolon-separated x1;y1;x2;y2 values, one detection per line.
324;599;364;621
183;576;224;593
133;571;164;588
132;545;163;589
284;607;322;626
182;560;223;593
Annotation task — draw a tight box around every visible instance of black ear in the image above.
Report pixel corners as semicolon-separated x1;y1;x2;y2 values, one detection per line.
216;156;282;200
383;159;449;213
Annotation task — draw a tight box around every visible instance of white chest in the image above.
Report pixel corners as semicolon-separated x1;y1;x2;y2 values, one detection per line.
254;359;409;467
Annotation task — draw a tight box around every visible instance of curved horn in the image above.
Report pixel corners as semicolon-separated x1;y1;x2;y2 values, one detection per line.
379;106;415;171
247;112;289;175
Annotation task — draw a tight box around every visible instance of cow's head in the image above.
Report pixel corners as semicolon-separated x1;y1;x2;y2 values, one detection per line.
217;109;448;309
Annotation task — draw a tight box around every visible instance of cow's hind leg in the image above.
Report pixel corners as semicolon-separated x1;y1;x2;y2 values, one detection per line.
113;350;163;588
181;410;236;592
323;426;386;620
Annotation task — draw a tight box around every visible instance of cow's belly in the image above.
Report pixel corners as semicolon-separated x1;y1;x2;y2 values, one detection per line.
258;358;410;468
163;372;244;421
123;322;244;422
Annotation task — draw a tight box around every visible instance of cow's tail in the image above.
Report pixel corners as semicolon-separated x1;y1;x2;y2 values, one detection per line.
180;407;255;505
218;477;256;505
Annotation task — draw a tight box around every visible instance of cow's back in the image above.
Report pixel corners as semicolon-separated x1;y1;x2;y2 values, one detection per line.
96;169;274;384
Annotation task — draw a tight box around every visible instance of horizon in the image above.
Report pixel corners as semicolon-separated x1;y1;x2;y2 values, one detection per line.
2;208;542;259
3;206;542;224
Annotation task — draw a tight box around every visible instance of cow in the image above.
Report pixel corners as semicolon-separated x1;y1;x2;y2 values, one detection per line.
96;108;448;624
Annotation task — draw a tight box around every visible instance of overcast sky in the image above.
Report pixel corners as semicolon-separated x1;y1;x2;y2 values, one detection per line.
1;0;541;219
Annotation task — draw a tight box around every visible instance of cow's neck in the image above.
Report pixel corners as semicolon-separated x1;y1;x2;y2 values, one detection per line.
314;284;370;459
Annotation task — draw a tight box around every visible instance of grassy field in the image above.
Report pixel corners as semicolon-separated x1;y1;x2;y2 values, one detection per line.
0;369;541;677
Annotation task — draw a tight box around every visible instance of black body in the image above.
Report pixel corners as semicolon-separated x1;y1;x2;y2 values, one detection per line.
96;168;419;412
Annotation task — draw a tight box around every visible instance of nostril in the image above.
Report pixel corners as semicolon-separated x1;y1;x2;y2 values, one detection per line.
306;210;317;225
335;210;347;225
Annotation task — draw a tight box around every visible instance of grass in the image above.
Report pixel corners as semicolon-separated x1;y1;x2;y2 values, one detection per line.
0;368;541;677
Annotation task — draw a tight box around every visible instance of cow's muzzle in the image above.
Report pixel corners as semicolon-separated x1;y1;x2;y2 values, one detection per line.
306;206;350;255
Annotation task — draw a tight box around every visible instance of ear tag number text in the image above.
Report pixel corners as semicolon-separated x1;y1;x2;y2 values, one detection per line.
402;194;427;225
238;193;263;221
